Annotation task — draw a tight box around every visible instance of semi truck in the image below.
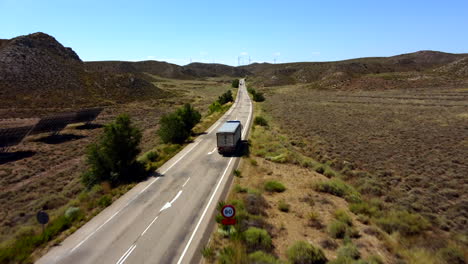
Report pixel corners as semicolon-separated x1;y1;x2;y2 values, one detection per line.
216;120;242;154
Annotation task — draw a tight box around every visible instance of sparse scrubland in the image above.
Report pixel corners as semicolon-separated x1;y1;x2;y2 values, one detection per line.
204;75;467;263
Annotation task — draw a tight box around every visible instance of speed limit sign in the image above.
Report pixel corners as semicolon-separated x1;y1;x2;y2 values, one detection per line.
221;205;236;219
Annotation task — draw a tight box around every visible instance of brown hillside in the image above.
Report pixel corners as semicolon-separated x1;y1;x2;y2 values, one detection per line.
243;51;468;88
0;32;167;110
86;61;251;79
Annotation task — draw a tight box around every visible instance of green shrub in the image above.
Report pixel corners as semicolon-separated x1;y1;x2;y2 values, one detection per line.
264;181;286;192
176;103;201;131
254;116;269;126
234;169;242;177
218;90;234;105
253;92;265;102
438;246;465;264
234;184;248;193
218;246;235;264
82;114;146;188
146;151;159;162
248;251;279;264
64;207;83;221
209;101;222;113
375;210;430;235
201;246;215;260
232;79;240;88
349;202;379;217
324;168;336;178
278;200;290;212
98;195;112;207
315;178;361;203
287;241;327;264
366;255;384;264
250;159;258;166
334;210;353;226
244;227;272;251
315;165;325;174
328;220;348;239
337;243;360;259
158;104;201;144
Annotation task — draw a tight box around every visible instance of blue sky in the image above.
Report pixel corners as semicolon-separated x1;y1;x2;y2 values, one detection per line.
1;0;467;65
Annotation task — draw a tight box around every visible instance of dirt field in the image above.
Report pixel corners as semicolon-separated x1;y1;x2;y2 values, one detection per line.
262;85;468;234
0;77;232;243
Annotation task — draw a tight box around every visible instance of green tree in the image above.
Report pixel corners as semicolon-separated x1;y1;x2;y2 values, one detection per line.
157;112;189;144
232;79;240;88
157;103;201;144
218;90;234;105
176;103;201;131
82;114;145;188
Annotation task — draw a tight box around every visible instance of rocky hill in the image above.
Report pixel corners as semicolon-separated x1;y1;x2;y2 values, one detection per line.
0;32;166;110
242;51;468;88
86;61;250;79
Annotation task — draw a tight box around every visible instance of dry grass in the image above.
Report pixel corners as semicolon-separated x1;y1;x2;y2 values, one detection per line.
263;85;468;235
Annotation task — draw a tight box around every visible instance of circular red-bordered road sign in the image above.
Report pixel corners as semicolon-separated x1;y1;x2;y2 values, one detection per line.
221;205;236;219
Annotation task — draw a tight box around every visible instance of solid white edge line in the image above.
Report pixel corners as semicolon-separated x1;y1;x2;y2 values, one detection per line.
176;157;234;264
70;208;120;252
141;216;159;236
139;177;160;195
116;244;136;264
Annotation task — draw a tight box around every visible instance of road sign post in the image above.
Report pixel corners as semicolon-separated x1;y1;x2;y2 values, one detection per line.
220;205;236;236
36;211;49;235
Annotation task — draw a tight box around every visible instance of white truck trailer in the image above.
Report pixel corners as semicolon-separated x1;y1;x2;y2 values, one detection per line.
216;120;242;154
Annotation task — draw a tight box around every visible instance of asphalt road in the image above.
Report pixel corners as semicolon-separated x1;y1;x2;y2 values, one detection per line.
36;79;252;264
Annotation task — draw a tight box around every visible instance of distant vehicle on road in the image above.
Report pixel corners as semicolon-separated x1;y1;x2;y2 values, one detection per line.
216;120;242;154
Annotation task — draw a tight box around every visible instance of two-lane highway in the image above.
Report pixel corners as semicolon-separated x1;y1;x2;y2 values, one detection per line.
37;79;252;264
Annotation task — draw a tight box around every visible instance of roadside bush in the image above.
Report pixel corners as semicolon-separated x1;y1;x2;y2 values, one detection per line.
247;87;266;102
264;181;286;192
64;207;83;221
315;178;361;203
248;251;279;264
98;195;112;207
218;246;235;264
209;101;222;113
244;227;272;251
82;114;146;188
232;79;240;88
218;90;234;105
287;241;327;264
158;103;201;144
253;92;266;102
201;246;215;261
254;116;269;126
375;210;430;236
176;103;201;132
146;151;159;162
234;184;248;193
